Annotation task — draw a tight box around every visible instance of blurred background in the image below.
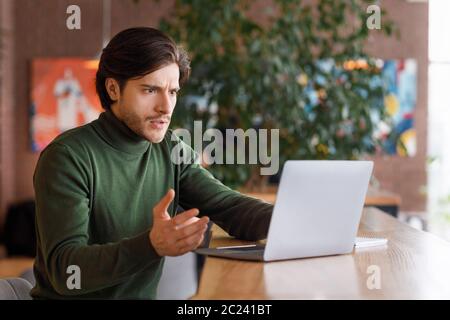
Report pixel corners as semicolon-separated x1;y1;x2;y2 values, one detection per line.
0;0;448;298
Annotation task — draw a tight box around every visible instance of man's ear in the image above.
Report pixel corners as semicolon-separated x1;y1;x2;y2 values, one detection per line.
105;78;120;102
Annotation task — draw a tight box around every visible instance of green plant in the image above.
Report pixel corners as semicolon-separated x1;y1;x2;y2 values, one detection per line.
160;0;396;188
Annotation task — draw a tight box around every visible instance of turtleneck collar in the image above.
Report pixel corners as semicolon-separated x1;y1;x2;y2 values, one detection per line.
93;109;151;155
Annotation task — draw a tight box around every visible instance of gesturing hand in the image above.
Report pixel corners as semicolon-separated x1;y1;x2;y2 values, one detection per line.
149;189;210;257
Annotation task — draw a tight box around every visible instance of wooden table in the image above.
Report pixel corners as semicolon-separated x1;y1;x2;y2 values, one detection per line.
193;207;450;299
242;186;401;217
0;257;34;278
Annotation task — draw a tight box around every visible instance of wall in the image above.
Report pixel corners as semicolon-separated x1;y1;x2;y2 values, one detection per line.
0;0;16;228
366;0;428;212
0;0;429;228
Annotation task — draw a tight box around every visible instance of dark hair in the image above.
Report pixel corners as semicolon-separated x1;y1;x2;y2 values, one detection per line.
95;27;191;109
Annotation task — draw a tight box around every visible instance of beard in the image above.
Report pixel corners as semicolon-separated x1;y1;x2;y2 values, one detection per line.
120;108;171;143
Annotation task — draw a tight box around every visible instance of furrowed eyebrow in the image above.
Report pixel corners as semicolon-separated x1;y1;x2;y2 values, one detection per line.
140;84;180;91
140;84;160;90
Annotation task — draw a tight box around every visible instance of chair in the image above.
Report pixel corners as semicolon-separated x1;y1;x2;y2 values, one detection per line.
19;268;36;287
155;220;212;300
156;253;198;300
0;278;33;300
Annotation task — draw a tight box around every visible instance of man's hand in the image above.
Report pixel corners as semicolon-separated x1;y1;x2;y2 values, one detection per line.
149;189;210;257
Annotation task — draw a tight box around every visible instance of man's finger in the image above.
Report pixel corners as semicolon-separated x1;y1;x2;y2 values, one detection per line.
172;208;201;226
177;231;205;253
174;217;209;241
153;189;175;219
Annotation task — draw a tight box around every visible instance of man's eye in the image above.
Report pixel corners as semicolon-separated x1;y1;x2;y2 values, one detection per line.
170;90;179;96
145;89;156;94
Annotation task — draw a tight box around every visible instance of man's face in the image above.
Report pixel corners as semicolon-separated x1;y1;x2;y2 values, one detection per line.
108;63;180;143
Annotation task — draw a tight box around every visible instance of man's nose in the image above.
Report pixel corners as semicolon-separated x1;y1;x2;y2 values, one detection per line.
157;92;172;114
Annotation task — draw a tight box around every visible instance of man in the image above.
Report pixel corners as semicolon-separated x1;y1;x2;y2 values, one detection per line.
32;27;273;299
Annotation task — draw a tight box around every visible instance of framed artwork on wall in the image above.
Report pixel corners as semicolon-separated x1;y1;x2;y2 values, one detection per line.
30;58;102;152
379;59;418;157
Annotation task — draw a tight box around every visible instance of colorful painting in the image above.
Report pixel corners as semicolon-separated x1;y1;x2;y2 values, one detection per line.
297;58;418;157
30;58;102;152
380;59;418;157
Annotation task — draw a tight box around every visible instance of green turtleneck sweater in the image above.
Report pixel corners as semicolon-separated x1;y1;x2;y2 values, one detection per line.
31;110;273;299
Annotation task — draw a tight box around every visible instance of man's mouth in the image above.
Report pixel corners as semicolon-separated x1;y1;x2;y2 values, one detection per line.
149;119;168;124
148;118;169;130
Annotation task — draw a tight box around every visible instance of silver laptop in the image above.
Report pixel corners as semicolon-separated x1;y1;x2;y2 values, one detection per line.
195;160;374;262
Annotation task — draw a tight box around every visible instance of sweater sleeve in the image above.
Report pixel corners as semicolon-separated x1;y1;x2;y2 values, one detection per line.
33;143;162;296
176;139;273;241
